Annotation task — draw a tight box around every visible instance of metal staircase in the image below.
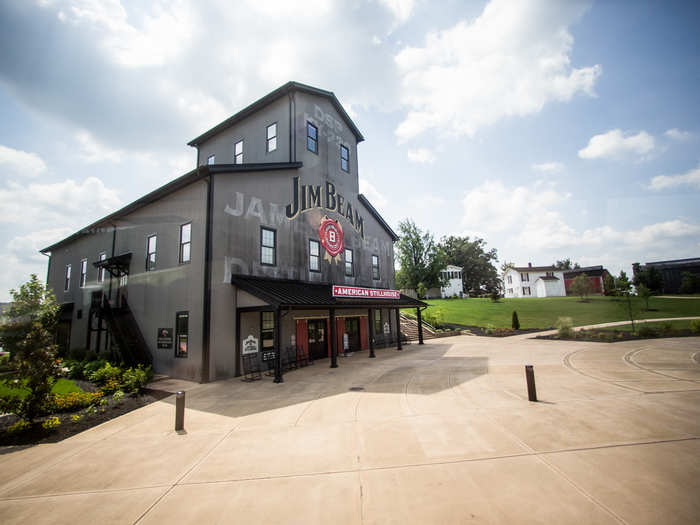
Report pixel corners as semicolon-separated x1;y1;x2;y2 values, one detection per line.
101;297;152;366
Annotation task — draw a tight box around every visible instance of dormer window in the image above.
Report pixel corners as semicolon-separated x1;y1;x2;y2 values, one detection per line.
234;140;243;164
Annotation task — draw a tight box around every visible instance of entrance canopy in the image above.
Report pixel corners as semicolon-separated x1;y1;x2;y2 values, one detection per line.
93;253;132;278
231;274;426;309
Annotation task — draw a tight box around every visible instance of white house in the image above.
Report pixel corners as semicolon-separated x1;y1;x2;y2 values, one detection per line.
426;265;464;299
503;264;566;298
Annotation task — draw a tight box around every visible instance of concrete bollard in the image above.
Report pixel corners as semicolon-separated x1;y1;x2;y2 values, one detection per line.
175;391;185;431
525;365;537;402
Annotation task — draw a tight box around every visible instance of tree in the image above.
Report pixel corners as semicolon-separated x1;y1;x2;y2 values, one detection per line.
603;273;617;296
570;274;593;301
512;311;520;330
615;271;636;332
633;265;664;293
554;259;581;270
395;219;447;297
439;235;500;295
637;283;652;311
679;272;700;294
0;274;60;421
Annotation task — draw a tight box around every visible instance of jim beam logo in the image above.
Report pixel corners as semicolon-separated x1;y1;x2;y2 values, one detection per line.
319;216;343;263
285;176;364;238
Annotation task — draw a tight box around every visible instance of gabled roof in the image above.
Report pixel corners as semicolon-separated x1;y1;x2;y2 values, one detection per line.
510;265;559;273
536;276;560;281
187;81;364;147
231;274;425;309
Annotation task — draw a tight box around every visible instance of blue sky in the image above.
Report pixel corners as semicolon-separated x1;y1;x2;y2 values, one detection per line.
1;0;699;300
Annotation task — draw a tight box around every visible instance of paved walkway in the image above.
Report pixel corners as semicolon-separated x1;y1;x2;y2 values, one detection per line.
1;335;699;524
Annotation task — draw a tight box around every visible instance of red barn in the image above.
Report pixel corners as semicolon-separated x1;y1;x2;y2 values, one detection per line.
564;266;611;295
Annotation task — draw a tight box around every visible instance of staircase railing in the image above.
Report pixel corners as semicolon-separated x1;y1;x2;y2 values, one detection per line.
101;297;152;366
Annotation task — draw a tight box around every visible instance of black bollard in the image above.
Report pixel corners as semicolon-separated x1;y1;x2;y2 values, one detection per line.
175;391;186;431
525;365;537;402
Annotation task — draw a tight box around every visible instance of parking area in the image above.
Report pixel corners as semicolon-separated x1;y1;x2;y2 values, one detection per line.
1;334;699;524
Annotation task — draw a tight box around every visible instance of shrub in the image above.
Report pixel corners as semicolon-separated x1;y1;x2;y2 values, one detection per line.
112;390;125;402
661;322;673;336
8;419;31;433
71;414;82;423
90;362;121;385
556;317;574;338
638;324;658;338
83;359;108;378
485;323;496;335
511;311;520;330
101;378;121;395
121;366;153;394
49;391;103;412
67;348;88;362
41;416;61;430
691;319;700;334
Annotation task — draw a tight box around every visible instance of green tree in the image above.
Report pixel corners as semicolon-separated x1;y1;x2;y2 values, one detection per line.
570;274;593;301
438;235;500;295
511;311;520;330
554;258;581;270
633;264;664;293
637;283;652;311
395;219;446;296
0;274;60;421
603;273;617;296
615;271;637;332
679;272;700;294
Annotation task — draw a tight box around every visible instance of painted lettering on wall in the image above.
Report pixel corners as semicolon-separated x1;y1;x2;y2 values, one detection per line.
285;177;364;238
305;104;344;147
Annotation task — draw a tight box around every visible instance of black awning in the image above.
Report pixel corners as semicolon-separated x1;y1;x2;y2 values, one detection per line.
93;253;132;277
231;274;426;309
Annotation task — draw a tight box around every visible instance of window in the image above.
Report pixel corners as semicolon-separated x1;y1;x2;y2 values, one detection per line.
520;272;529;282
266;123;277;152
546;271;554;277
175;311;189;357
261;311;275;350
507;288;513;295
179;223;191;264
234;140;243;164
522;286;531;296
207;154;215;165
79;259;87;288
306;122;318;153
64;264;71;291
261;227;276;266
98;252;106;282
507;275;512;284
345;248;353;276
372;254;379;280
340;144;349;172
375;310;382;333
146;234;157;271
309;239;320;272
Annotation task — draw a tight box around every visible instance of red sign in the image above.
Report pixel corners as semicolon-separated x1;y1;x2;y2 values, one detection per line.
319;217;343;257
332;285;401;299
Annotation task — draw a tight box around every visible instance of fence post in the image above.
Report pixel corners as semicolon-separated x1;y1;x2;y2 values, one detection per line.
525;365;537;402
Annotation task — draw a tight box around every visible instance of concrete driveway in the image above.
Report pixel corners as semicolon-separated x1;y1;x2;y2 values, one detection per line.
1;335;699;524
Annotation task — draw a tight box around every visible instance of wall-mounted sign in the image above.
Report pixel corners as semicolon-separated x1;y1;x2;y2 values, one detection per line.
383;322;390;335
319;216;344;259
242;335;259;355
157;328;173;349
332;285;400;299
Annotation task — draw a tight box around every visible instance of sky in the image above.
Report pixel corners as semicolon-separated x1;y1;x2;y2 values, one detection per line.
1;0;699;300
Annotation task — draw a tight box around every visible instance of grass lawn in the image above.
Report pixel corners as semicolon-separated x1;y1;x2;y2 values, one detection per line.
405;296;700;329
0;378;82;400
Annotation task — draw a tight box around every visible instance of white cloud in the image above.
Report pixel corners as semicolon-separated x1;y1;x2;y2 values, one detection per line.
578;129;655;160
0;176;121;228
0;144;47;178
74;130;124;163
664;128;692;141
377;0;414;25
394;0;600;141
532;161;564;174
648;163;700;191
407;148;436;164
359;177;388;208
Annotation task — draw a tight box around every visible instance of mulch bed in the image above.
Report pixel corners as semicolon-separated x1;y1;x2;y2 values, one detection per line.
445;324;546;337
0;388;172;447
536;328;698;343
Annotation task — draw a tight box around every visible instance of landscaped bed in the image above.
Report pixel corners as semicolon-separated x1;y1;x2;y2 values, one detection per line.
536;319;700;343
0;360;167;447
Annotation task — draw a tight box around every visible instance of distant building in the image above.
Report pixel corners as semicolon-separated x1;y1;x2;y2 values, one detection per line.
633;258;700;294
503;264;566;298
426;265;464;299
563;266;611;295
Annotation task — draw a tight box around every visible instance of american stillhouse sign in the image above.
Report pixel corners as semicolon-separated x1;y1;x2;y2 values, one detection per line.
332;286;401;299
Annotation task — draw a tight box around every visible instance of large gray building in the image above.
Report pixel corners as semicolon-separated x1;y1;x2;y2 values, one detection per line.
41;82;424;382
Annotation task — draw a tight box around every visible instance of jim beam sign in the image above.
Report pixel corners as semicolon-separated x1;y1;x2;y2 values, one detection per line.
319;216;343;263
